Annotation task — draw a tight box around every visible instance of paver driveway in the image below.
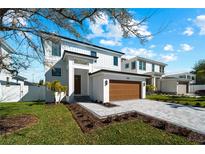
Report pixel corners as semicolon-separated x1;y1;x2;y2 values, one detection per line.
79;99;205;135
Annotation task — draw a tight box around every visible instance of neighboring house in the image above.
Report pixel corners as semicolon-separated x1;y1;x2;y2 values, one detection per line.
121;56;167;91
0;40;45;102
159;72;196;95
0;38;15;85
164;72;196;84
42;32;149;103
121;56;196;95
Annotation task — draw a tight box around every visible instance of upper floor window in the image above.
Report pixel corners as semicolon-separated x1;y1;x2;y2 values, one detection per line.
131;61;136;69
139;61;146;70
91;51;97;57
159;66;164;73
52;42;61;57
52;68;61;76
152;64;155;72
113;56;118;66
125;63;129;69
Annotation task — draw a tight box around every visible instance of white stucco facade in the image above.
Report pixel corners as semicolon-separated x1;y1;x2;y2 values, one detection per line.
42;33;149;103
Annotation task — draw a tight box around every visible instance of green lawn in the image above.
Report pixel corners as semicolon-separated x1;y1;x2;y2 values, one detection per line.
147;94;205;107
0;102;195;144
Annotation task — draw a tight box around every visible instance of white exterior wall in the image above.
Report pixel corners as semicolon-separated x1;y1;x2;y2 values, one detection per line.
189;85;205;93
89;74;104;102
90;73;147;103
62;41;121;72
43;38;123;102
0;85;45;102
160;79;177;93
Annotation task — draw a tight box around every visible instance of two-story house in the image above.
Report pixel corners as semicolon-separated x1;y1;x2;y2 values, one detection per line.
42;32;150;103
121;56;167;91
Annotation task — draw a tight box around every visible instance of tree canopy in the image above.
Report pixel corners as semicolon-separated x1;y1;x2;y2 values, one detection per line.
193;59;205;84
0;8;157;74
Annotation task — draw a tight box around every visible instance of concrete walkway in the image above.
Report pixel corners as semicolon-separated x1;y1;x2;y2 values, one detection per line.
78;99;205;135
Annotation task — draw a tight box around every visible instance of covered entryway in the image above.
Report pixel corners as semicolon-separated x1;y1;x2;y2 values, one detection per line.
109;80;141;101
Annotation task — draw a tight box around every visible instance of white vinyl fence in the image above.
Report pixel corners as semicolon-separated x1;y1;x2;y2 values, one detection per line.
189;84;205;93
0;84;45;102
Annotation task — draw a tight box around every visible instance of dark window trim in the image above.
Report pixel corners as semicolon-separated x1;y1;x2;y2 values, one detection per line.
125;63;129;69
52;68;61;77
139;61;146;71
91;51;97;57
131;61;136;70
152;64;155;72
113;56;118;66
52;42;61;57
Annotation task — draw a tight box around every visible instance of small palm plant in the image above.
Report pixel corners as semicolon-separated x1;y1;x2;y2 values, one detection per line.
45;80;67;104
146;84;156;95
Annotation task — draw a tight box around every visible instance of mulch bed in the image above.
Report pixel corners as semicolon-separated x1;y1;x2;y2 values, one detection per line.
0;114;38;135
66;104;205;144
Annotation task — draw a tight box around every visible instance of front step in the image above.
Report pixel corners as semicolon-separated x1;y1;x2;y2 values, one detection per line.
74;96;91;102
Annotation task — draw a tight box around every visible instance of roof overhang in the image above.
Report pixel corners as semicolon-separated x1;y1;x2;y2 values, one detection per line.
144;72;164;76
136;56;167;66
12;75;27;81
89;69;151;78
161;77;191;82
62;50;98;61
40;31;124;56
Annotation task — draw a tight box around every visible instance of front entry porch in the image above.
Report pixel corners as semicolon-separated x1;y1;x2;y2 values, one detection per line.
63;51;98;103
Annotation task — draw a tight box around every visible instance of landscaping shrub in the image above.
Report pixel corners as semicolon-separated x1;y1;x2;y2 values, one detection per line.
102;116;112;124
146;85;156;95
85;122;94;128
194;102;201;107
114;115;122;122
195;90;205;96
122;114;129;120
130;112;138;118
151;119;166;130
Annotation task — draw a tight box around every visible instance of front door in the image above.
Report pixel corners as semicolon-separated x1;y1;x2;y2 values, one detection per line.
74;75;81;94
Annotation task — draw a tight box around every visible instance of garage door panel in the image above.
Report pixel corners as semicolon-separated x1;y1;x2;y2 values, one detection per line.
109;80;141;101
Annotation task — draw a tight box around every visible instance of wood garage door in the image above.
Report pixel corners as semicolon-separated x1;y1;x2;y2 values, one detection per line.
109;80;141;101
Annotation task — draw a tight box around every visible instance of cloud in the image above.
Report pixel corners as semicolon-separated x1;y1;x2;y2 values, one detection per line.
180;43;193;52
149;44;156;49
163;44;174;51
129;19;153;40
121;47;156;59
160;53;177;62
187;18;192;21
195;15;205;35
99;39;121;46
183;27;194;36
87;12;152;45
